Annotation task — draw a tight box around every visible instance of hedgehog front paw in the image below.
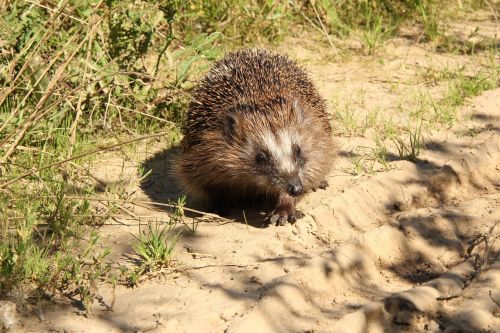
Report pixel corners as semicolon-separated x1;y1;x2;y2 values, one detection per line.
265;193;304;226
318;180;329;190
265;210;304;226
266;214;287;226
312;180;329;192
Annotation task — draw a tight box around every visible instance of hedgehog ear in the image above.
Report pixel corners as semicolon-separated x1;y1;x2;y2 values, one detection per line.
224;112;238;138
292;100;305;122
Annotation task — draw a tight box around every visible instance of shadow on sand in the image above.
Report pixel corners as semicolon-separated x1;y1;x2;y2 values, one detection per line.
139;146;268;228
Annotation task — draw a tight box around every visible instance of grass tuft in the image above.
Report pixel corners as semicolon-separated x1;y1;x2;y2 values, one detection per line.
132;221;181;273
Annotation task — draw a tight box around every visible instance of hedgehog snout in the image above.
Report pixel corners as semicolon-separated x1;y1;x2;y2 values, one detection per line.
287;177;303;197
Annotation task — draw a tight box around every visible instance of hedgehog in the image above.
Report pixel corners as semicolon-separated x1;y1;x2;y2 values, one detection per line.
174;49;333;225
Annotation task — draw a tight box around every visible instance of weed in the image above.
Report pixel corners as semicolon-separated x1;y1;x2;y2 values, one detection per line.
447;73;498;105
171;196;199;235
418;1;442;43
137;164;153;183
381;117;398;139
364;109;379;130
421;66;461;86
428;92;458;127
124;267;141;287
132;221;181;273
309;0;422;39
335;107;361;136
345;137;390;175
0;185;111;313
346;153;368;175
125;197;188;284
333;89;373;137
361;13;391;52
373;136;390;170
390;121;424;162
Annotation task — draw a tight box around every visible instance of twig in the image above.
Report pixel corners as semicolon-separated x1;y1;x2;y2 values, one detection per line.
114;97;138;136
63;196;232;222
0;131;171;188
309;0;340;60
9;144;109;188
0;0;69;104
0;25;84;136
105;103;175;125
485;0;499;21
154;18;174;77
26;0;88;24
480;222;498;272
115;203;139;220
68;15;99;158
1;28;92;162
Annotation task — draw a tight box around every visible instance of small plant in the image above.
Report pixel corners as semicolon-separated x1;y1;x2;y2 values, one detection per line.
390;121;423;163
137;164;153;183
361;13;391;52
380;117;398;139
418;1;442;43
346;153;367;175
335;108;360;136
171;196;199;234
373;136;390;170
421;66;460;86
428;93;457;127
364;109;379;130
448;73;498;106
132;221;181;273
333;88;374;136
345;138;390;175
0;188;111;313
125;267;141;287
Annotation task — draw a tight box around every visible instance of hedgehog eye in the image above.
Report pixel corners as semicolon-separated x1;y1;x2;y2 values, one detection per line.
293;144;301;157
293;144;305;166
255;152;268;164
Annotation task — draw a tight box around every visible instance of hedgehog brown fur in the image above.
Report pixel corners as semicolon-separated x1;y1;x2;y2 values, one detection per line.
174;49;333;225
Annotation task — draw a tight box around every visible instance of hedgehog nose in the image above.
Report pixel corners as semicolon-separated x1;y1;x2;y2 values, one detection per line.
287;181;303;197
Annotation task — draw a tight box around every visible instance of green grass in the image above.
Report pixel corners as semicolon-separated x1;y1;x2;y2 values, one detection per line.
0;0;498;312
337;57;498;172
345;139;390;175
425;67;499;127
132;221;181;272
390;121;424;162
0;184;112;312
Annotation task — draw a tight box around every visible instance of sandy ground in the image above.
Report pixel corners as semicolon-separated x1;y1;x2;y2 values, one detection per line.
14;20;500;333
